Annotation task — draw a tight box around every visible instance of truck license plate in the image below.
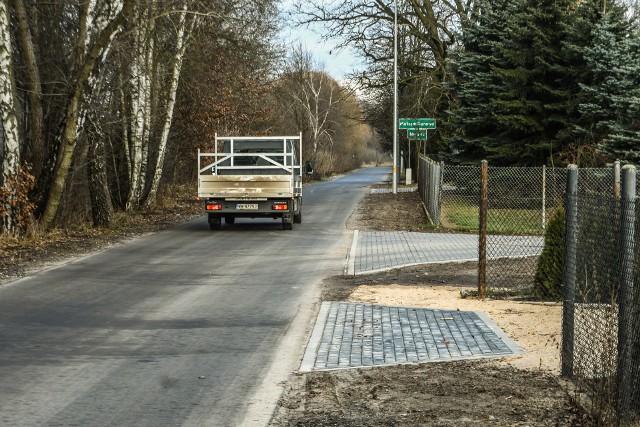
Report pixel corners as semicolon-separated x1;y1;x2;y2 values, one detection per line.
236;203;258;210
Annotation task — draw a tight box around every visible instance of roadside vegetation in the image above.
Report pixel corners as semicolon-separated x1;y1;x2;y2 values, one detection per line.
0;0;382;239
2;0;640;243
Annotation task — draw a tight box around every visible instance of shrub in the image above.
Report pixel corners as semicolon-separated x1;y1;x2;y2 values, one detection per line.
534;205;565;300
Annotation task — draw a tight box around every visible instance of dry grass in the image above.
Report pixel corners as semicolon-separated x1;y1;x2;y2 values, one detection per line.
0;190;202;284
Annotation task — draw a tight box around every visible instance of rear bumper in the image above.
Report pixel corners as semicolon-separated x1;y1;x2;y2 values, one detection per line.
205;197;299;218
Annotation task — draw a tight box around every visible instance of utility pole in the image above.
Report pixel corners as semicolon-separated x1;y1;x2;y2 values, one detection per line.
392;0;398;194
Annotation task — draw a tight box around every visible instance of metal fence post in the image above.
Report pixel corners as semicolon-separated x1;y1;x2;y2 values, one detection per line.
542;165;546;230
434;161;442;226
561;164;578;378
421;157;426;207
618;165;637;420
478;160;488;299
429;162;437;226
438;161;444;226
614;160;621;200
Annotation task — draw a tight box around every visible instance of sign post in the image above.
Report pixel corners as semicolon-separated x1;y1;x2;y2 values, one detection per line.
399;118;435;185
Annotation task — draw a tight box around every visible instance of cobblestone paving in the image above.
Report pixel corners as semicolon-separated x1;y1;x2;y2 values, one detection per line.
301;302;521;371
370;187;417;194
349;231;543;275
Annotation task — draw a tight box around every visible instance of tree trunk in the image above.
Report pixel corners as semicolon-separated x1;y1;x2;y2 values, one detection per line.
40;0;134;229
12;0;44;180
88;135;113;227
0;0;22;234
145;8;194;206
126;2;153;211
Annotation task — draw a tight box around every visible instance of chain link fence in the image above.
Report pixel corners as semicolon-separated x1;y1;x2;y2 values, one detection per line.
561;166;639;425
417;155;625;300
417;157;442;225
418;157;640;423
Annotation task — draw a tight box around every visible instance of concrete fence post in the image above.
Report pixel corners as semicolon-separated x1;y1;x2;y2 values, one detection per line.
561;164;578;378
617;165;637;420
478;160;488;299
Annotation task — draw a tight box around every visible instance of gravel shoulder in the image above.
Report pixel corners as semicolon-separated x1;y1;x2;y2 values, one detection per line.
269;185;593;426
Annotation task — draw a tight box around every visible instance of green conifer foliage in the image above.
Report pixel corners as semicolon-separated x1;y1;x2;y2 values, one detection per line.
450;0;576;165
448;0;516;163
534;205;565;300
565;0;640;163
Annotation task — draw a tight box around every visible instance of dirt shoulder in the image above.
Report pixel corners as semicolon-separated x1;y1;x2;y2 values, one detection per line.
0;178;592;426
0;201;202;286
269;187;593;426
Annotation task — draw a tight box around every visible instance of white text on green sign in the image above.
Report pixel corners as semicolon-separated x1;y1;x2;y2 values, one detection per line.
399;118;436;130
408;130;427;139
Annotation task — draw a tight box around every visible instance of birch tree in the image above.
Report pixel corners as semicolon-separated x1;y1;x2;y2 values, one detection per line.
0;0;22;233
40;0;134;229
11;0;43;181
298;71;340;170
144;5;196;207
126;1;155;211
283;49;344;173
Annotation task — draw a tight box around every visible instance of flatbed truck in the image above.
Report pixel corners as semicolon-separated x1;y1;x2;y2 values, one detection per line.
197;134;303;230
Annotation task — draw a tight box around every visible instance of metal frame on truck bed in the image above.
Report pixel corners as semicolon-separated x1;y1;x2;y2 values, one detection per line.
197;134;303;230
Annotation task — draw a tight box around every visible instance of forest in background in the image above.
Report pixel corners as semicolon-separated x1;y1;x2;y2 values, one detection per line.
2;0;640;236
0;0;379;235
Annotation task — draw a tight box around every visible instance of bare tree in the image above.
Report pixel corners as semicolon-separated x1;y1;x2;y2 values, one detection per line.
293;0;478;152
40;0;134;229
125;1;155;211
144;3;197;207
294;0;476;84
0;0;22;233
11;0;43;181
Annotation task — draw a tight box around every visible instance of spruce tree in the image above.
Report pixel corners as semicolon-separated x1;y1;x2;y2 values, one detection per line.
565;0;639;162
488;0;575;165
447;0;517;163
602;26;640;163
450;0;576;165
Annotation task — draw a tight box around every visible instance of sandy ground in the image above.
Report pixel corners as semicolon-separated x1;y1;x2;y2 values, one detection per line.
269;183;592;426
349;284;562;374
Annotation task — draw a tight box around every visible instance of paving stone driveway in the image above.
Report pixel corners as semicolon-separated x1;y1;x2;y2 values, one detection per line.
347;230;543;275
301;302;521;372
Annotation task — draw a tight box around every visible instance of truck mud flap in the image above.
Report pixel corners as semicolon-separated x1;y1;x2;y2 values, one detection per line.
282;213;293;230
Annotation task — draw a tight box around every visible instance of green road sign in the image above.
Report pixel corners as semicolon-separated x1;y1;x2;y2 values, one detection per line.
408;129;427;139
399;118;436;130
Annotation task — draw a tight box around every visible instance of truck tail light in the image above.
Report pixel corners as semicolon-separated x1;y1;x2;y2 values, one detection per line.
272;202;288;211
206;203;222;211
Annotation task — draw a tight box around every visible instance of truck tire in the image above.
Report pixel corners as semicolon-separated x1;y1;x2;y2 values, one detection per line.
208;214;221;230
283;221;293;230
224;216;235;225
294;212;302;224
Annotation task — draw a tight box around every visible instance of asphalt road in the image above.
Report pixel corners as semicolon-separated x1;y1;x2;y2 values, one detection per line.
0;167;389;427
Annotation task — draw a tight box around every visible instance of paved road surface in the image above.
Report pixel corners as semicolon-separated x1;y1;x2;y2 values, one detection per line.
0;167;389;427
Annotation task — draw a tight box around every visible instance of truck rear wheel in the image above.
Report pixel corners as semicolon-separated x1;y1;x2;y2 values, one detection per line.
208;214;221;230
283;222;293;230
294;212;302;224
224;216;235;225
